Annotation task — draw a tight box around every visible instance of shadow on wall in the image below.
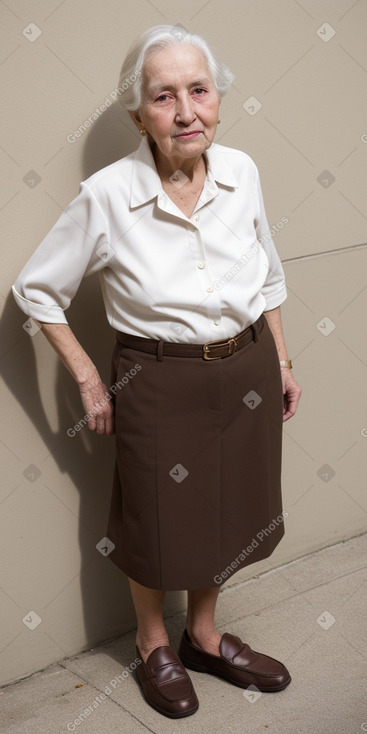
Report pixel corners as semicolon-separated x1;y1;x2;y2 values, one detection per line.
82;98;137;178
1;102;185;672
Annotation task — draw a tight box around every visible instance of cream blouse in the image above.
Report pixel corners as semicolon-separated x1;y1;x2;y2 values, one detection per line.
12;137;287;343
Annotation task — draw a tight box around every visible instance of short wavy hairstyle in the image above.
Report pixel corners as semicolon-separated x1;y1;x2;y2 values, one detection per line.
117;25;234;113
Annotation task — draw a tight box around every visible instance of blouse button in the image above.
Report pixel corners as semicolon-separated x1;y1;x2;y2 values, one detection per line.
206;286;213;293
194;215;200;222
197;261;205;269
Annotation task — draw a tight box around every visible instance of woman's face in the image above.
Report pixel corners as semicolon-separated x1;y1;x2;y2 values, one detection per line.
132;44;221;166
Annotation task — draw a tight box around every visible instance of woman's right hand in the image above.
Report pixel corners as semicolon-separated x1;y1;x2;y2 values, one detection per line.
78;375;115;435
40;323;115;435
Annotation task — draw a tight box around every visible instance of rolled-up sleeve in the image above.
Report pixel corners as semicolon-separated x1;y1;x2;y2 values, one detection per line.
253;167;287;311
12;182;109;324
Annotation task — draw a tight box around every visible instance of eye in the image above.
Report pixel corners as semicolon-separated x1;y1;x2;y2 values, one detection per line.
193;88;206;95
154;93;172;102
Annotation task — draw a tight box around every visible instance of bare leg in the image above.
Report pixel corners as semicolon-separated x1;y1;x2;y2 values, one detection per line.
186;587;222;656
128;577;170;663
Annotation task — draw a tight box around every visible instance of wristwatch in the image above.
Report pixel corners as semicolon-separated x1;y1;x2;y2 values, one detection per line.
280;359;293;369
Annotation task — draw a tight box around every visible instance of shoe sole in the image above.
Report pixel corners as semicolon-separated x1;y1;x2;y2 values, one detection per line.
179;656;291;692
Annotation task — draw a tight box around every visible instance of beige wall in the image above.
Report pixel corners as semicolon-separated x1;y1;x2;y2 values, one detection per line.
1;0;366;687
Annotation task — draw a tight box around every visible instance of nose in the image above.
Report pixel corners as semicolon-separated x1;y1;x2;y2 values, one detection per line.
175;92;196;126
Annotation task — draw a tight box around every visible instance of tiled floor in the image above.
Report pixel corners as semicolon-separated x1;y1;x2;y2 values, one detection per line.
1;533;367;734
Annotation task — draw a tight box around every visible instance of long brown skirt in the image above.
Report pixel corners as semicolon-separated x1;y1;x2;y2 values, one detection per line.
106;314;285;590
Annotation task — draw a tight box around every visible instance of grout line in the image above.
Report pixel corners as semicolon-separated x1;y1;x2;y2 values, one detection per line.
282;242;367;265
220;531;367;593
221;563;367;623
58;660;157;733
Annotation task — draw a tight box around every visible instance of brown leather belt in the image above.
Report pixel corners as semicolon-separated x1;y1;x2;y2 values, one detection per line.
116;314;264;360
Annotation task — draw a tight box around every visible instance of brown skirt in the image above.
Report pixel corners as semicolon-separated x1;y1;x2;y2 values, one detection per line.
106;314;285;590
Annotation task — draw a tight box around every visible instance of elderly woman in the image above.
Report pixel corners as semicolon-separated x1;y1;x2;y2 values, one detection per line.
13;25;301;719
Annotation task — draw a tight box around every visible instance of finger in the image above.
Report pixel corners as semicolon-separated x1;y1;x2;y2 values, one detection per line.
87;414;97;431
105;414;115;435
95;415;106;434
282;394;299;421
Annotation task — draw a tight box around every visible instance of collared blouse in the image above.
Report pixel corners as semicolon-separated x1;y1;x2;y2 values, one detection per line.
12;137;287;343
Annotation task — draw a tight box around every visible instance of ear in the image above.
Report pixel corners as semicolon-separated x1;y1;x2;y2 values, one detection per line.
129;111;142;128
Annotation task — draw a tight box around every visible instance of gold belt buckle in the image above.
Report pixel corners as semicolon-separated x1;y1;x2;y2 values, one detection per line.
203;337;237;360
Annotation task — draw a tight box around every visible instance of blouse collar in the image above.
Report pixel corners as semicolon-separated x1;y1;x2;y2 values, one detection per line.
130;135;238;208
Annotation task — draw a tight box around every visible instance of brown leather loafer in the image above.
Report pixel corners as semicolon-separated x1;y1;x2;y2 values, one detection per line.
178;629;291;692
135;644;199;718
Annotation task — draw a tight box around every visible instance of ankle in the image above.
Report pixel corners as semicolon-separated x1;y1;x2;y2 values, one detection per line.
185;626;222;655
136;632;170;664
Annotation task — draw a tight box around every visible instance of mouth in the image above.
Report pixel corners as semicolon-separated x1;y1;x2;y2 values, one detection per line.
174;131;203;139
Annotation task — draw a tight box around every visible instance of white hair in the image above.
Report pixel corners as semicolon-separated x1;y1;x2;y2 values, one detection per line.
117;25;234;112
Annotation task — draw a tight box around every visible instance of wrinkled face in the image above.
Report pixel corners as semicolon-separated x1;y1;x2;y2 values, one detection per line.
132;44;221;163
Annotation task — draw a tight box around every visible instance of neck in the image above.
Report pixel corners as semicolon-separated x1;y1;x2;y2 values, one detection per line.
150;142;206;182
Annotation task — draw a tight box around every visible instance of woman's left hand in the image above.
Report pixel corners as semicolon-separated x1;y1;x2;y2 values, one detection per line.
280;368;302;422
